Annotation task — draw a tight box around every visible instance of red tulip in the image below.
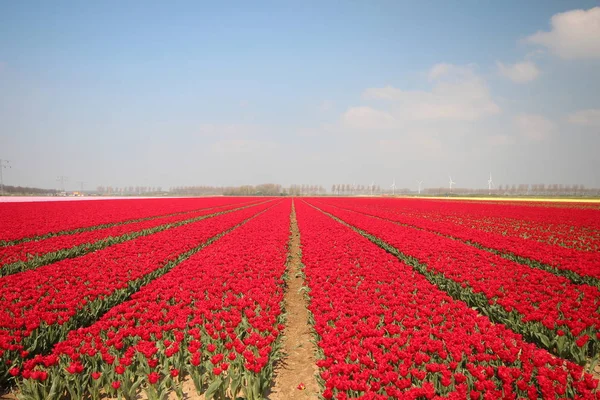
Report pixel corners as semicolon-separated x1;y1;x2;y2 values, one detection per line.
148;372;160;384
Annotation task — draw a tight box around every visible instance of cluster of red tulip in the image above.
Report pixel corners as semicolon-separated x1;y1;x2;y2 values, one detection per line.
317;198;600;280
319;197;600;250
313;201;600;367
1;195;598;399
296;201;598;399
0;201;272;385
12;200;290;400
0;197;258;243
0;200;261;270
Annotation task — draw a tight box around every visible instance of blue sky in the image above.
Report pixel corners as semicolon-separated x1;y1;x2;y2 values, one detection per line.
1;1;599;191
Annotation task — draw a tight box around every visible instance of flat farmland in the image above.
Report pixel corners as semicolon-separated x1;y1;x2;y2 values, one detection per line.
1;197;599;399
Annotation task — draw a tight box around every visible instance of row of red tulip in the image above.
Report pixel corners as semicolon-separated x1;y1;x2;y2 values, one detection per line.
0;197;261;244
0;199;264;275
0;201;272;385
315;198;600;283
12;200;291;400
310;201;600;367
295;200;599;399
321;198;600;252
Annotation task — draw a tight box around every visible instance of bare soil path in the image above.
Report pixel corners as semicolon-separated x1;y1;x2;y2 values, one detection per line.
267;201;319;400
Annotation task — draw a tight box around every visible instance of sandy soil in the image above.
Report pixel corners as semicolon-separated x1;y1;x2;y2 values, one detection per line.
267;202;320;400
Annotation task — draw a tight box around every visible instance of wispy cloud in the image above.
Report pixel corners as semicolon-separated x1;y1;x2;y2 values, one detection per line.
526;7;600;59
426;63;477;81
342;106;397;130
497;61;540;83
355;63;500;124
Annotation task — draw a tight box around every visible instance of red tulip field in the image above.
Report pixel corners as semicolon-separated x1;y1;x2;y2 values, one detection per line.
0;197;598;399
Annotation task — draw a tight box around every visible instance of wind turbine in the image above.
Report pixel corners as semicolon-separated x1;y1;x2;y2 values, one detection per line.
390;178;397;196
487;173;494;195
370;181;375;196
448;176;455;193
416;180;423;195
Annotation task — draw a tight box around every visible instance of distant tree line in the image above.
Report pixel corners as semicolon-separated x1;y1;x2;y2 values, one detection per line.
223;184;282;196
4;182;597;198
170;184;284;196
288;184;326;195
86;182;600;197
423;184;600;196
331;183;382;195
96;186;163;195
497;184;593;196
169;186;224;195
0;185;58;195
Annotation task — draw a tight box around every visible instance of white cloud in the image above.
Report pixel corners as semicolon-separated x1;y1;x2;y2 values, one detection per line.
526;7;600;59
524;49;546;59
342;106;397;130
363;86;403;101
359;64;500;123
514;114;556;141
428;63;453;80
497;61;540;83
567;108;600;128
211;139;278;154
427;63;477;81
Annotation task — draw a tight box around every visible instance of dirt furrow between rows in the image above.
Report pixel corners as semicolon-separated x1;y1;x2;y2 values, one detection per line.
268;201;319;400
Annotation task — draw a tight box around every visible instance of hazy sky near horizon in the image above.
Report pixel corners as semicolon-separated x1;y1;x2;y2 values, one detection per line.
1;1;599;191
